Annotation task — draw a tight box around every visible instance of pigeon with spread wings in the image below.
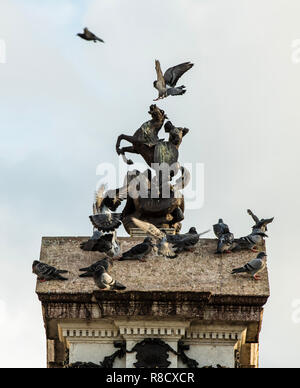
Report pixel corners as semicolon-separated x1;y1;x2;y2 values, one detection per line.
89;184;125;233
77;27;104;43
233;210;274;252
153;60;194;101
131;218;177;259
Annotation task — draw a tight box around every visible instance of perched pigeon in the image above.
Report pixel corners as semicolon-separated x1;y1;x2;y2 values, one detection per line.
32;261;68;282
118;237;154;262
79;258;113;278
231;252;267;280
213;219;236;254
216;233;236;254
77;27;104;43
80;230;110;251
89;185;123;232
234;210;274;252
153;60;194;100
172;227;210;253
93;266;126;290
213;219;230;239
234;231;268;252
80;231;120;257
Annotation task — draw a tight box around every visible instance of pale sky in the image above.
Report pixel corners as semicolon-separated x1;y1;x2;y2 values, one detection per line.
0;0;300;367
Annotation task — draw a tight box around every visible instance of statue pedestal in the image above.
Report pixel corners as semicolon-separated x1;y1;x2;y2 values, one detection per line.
36;237;269;368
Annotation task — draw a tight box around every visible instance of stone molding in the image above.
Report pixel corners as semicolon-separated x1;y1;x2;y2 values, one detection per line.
42;301;264;324
58;320;247;348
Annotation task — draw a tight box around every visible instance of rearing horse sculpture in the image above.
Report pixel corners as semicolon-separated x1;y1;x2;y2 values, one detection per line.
116;104;167;166
116;106;189;175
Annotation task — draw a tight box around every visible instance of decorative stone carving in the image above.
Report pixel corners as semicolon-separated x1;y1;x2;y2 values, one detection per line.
128;338;174;368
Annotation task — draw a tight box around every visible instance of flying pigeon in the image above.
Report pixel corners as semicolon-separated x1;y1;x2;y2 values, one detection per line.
77;27;104;43
131;218;177;259
89;185;123;232
80;231;120;257
32;261;68;282
171;227;210;253
153;60;194;100
231;252;267;280
118;237;154;262
93;266;126;290
79;258;113;278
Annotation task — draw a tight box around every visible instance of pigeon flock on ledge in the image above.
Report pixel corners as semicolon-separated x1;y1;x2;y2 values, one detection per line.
32;27;274;291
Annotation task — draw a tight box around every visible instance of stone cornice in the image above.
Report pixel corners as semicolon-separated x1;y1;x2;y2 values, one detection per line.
41;300;264;323
58;320;247;349
37;290;268;306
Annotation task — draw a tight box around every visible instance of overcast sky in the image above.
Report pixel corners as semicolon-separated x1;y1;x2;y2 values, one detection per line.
0;0;300;367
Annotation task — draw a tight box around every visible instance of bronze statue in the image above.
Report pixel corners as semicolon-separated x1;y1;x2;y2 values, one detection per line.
121;167;190;233
114;105;191;233
116;105;189;178
116;104;167;166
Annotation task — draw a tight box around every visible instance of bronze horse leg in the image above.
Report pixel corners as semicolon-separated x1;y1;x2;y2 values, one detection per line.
118;146;137;165
116;134;135;154
116;134;138;165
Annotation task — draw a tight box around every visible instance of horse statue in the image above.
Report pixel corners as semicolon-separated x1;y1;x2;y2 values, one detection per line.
114;105;191;232
115;105;189;174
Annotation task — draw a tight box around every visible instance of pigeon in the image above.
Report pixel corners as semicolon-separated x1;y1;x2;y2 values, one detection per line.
234;210;274;252
118;237;154;262
79;258;113;278
247;209;274;232
234;231;268;252
231;252;267;280
171;227;210;253
90;213;122;233
156;236;178;259
93;266;126;290
153;60;194;101
213;219;236;254
80;231;120;257
89;185;123;232
131;218;177;259
77;27;104;43
32;260;68;282
216;233;237;254
213;219;230;239
80;230;109;251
